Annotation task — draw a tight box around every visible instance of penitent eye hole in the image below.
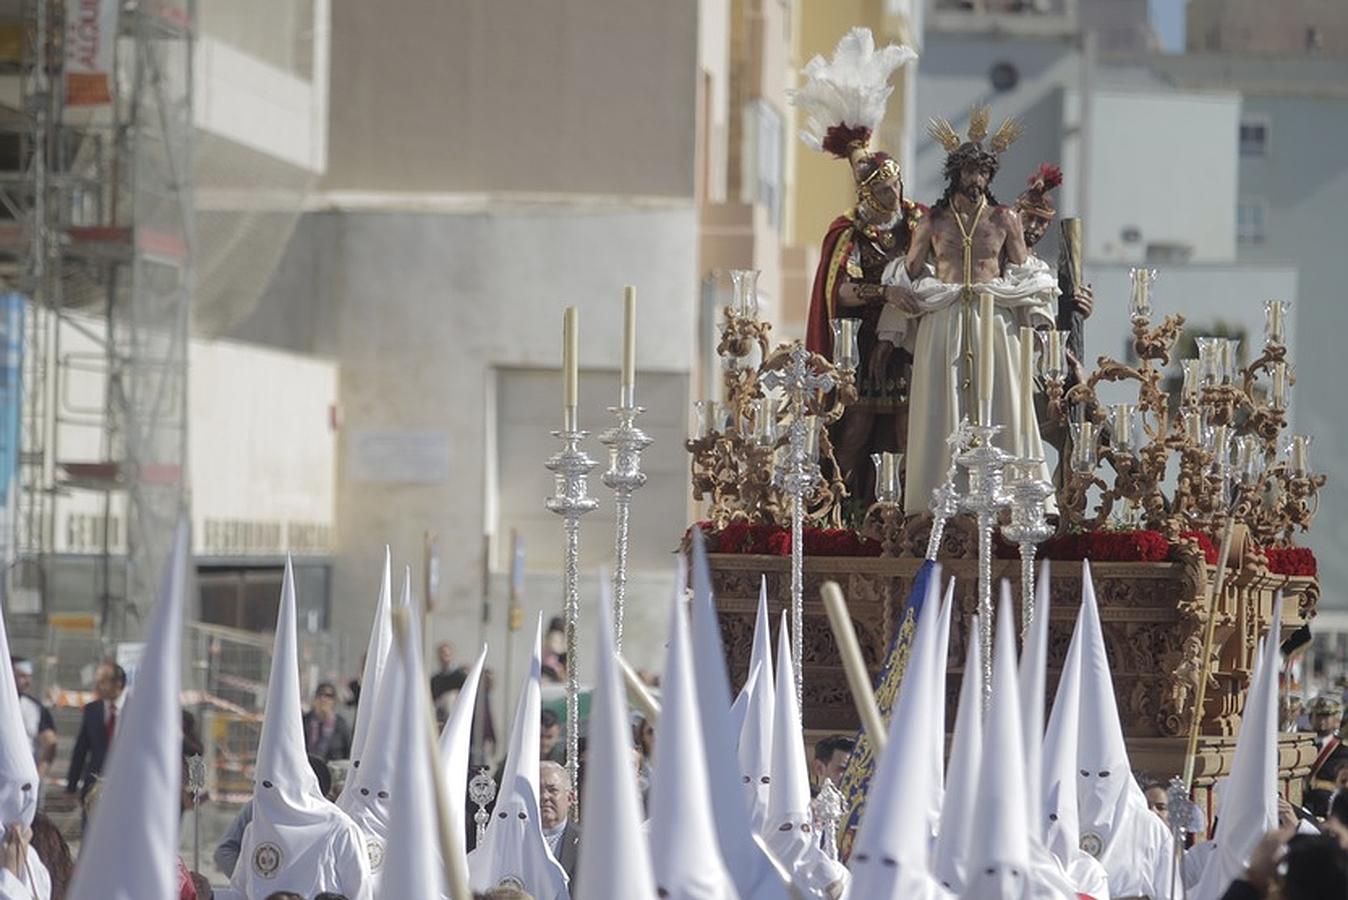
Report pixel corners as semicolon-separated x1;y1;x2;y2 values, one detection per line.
1098;770;1111;777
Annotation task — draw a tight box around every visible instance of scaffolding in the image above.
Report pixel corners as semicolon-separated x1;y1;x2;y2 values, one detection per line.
0;0;194;638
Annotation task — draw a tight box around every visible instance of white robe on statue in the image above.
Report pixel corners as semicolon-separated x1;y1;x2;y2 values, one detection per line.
877;256;1059;515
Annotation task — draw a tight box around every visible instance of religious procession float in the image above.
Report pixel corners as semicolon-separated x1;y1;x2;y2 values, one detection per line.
673;29;1325;837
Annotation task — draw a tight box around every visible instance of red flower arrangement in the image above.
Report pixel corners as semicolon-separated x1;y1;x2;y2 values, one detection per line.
1264;546;1318;577
691;521;881;557
1036;529;1172;562
1178;531;1220;565
692;522;1315;574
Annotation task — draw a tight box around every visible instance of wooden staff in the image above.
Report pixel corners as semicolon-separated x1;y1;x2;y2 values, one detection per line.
1181;517;1237;792
1058;218;1086;368
822;581;886;754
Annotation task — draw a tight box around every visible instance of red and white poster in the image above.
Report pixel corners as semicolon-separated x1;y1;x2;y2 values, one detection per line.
64;0;119;106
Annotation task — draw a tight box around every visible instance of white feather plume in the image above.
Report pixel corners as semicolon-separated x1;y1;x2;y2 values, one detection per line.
788;27;918;153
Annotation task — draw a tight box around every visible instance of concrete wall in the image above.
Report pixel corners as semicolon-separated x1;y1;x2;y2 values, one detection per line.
324;0;699;198
47;317;338;560
1070;88;1240;264
238;200;699;717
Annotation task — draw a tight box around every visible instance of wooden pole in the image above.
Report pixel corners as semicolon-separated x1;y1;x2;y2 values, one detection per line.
1181;517;1237;792
821;581;886;754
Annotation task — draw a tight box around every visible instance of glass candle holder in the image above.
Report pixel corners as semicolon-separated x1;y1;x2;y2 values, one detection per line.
1181;359;1201;406
729;269;760;320
1210;424;1230;476
1183;408;1209;447
1270;362;1287;411
1196;337;1221;387
1128;267;1156;320
753;396;779;447
802;415;821;464
1111;403;1138;455
1043;330;1068;381
831;318;861;373
1222;339;1241;385
1233;434;1266;487
1265;300;1288;345
1288;434;1312;476
693;400;720;440
1069;420;1100;474
871;451;903;504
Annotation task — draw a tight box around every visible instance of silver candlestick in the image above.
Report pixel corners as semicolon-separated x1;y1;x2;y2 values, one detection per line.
956;423;1013;709
926;421;975;561
599;403;652;654
763;342;836;711
546;410;599;805
468;766;498;847
1002;459;1054;637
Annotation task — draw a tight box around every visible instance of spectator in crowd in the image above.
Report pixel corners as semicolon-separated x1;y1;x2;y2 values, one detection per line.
302;683;352;762
430;642;468;706
811;735;855;795
1219;825;1348;899
541;618;566;684
12;659;56;794
66;661;126;799
28;813;71;900
538;761;580;883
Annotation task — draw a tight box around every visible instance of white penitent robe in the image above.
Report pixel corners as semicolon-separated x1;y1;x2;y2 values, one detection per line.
215;810;373;900
0;846;51;900
1089;792;1175;900
877;256;1058;515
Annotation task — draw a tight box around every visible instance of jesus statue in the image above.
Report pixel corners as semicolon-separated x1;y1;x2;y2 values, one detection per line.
874;109;1060;515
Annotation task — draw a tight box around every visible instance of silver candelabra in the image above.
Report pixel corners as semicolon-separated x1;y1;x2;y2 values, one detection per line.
955;423;1014;708
599;402;651;654
1001;459;1055;638
763;342;835;711
545;410;599;804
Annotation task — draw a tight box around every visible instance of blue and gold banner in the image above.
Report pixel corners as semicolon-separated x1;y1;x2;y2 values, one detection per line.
836;558;935;858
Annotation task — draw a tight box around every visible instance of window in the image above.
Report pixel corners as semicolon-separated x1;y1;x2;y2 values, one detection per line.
1238;199;1268;245
742;99;784;228
1239;120;1269;158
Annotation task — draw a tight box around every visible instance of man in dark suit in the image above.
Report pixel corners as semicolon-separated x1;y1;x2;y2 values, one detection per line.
538;760;580;883
65;661;126;798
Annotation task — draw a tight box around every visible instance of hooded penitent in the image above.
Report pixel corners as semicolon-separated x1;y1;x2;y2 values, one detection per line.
647;590;738;900
738;576;776;833
65;521;188;900
342;567;414;887
765;613;849;899
1074;561;1173;899
466;615;568;900
221;559;372;900
846;565;952;900
689;533;790;900
931;616;982;894
337;545;393;815
573;590;657;900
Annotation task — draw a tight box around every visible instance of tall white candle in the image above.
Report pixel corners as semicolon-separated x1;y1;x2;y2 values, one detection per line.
563;306;579;416
978;293;995;426
621;286;636;406
1019;327;1036;459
